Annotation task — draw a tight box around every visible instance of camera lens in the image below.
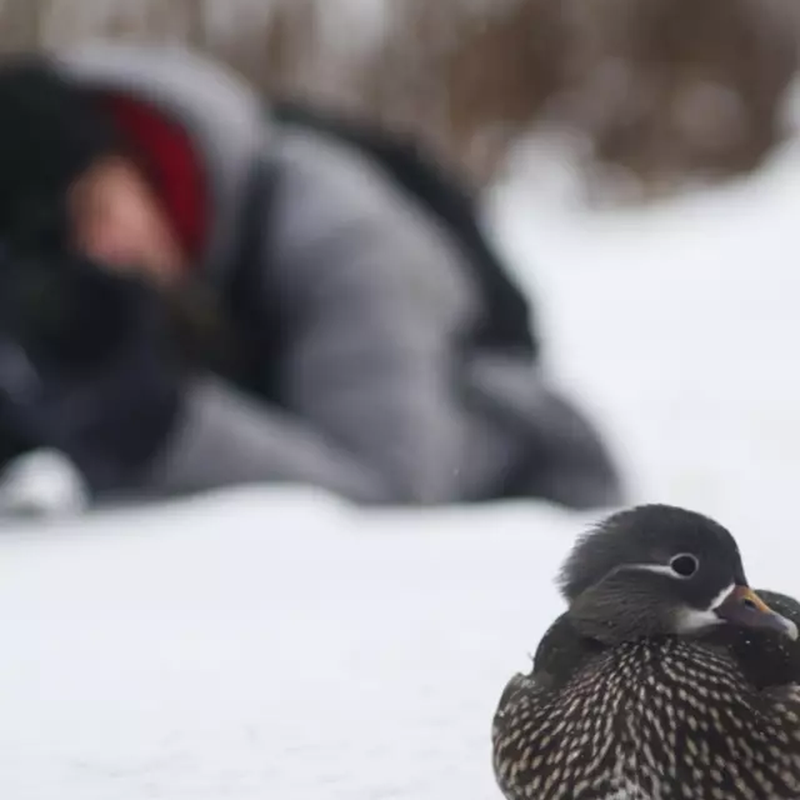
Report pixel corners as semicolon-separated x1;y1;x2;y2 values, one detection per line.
0;252;70;342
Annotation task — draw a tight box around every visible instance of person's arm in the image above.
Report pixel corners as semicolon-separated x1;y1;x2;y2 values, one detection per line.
146;132;480;504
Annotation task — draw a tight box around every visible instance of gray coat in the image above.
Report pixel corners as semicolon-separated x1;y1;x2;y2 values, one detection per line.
53;43;621;508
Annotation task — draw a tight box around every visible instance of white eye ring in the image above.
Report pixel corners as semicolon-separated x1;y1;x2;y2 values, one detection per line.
669;553;699;578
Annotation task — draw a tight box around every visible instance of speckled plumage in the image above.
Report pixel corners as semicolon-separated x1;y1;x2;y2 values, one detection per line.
494;634;800;799
492;505;800;800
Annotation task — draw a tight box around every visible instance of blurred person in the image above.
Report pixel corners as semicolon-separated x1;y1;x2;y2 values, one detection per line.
0;42;622;513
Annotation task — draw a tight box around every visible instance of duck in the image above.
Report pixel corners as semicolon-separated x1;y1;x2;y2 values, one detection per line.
492;504;800;800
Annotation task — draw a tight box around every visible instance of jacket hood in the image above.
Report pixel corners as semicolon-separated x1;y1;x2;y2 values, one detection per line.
53;41;271;284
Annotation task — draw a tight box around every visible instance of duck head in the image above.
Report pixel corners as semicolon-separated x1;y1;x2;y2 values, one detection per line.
560;505;798;646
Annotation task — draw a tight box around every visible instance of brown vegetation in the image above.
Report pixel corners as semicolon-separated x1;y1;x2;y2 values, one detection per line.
2;0;799;195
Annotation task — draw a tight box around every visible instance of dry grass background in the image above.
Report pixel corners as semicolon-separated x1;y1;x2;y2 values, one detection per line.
2;0;800;197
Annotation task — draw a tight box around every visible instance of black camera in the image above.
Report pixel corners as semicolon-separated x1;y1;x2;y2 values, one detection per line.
0;244;149;372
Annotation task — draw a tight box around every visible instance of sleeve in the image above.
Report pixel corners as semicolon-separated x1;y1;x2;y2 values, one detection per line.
145;132;481;505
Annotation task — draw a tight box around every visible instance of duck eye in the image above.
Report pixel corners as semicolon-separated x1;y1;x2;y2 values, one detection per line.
669;553;698;578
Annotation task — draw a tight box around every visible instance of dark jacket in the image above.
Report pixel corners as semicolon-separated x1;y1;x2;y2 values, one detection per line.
42;42;621;508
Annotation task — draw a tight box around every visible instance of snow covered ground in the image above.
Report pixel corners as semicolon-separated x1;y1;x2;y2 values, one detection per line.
4;131;800;798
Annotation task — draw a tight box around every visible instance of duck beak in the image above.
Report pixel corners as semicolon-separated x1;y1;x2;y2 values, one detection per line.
714;585;799;640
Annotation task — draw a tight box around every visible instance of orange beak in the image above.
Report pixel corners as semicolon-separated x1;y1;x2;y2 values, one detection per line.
714;585;799;640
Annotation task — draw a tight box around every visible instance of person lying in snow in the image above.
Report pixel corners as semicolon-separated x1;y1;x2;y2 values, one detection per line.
0;42;623;513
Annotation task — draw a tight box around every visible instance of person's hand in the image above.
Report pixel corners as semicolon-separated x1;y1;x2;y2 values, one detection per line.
0;253;184;497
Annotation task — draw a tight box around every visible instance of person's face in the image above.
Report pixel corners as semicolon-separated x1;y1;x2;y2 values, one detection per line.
68;155;185;285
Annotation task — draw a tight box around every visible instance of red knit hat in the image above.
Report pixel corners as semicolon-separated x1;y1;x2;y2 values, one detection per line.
97;92;208;263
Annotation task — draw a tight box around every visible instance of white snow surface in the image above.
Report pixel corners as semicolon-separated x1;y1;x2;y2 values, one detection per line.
4;133;800;797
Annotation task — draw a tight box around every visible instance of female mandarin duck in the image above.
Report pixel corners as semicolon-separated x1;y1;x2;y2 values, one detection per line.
492;504;800;800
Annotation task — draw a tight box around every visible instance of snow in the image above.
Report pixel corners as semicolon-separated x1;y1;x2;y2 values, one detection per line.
4;127;800;798
0;490;571;799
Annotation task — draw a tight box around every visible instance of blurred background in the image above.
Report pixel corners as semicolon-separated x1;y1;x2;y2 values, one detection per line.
4;5;800;799
4;0;800;204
